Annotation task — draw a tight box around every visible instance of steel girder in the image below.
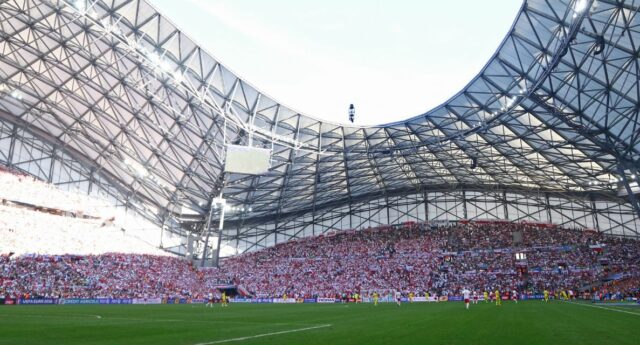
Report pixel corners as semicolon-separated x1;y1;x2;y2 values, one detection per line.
1;0;640;256
225;189;639;255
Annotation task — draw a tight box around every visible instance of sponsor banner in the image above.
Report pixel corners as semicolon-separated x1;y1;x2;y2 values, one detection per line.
317;298;337;304
439;296;449;302
61;298;132;305
272;298;296;304
520;295;543;300
5;298;15;305
192;299;206;304
230;298;252;303
448;296;463;302
132;298;162;305
105;298;132;305
364;296;439;303
19;298;58;305
303;298;317;303
253;298;273;304
163;298;192;304
165;298;181;304
61;298;98;304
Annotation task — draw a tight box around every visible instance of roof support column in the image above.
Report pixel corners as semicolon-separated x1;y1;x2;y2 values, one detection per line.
617;164;640;221
200;195;218;267
214;220;224;267
590;196;600;232
503;191;509;220
545;193;552;223
47;146;57;184
423;189;429;222
462;190;468;219
386;195;391;224
6;124;17;167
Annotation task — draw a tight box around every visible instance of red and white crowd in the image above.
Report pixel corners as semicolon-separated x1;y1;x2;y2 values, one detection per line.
2;221;639;301
202;222;640;299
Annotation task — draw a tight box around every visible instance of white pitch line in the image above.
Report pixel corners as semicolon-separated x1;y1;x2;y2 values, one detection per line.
566;301;640;316
193;324;332;345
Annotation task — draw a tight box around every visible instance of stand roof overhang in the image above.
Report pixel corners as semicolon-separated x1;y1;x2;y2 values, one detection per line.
0;0;638;227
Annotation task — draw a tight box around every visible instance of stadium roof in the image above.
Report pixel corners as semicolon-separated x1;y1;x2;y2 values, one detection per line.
1;0;639;246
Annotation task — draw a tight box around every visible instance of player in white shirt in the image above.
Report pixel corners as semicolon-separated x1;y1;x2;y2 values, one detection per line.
206;293;214;308
511;289;518;304
472;291;479;304
395;291;402;307
462;288;471;309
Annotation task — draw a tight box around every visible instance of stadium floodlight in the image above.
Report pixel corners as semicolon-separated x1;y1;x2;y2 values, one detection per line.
573;0;588;13
73;0;85;11
147;52;161;67
10;90;22;101
172;71;184;84
122;158;148;178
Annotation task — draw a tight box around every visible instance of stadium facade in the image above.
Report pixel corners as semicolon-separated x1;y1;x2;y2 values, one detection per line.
0;0;639;263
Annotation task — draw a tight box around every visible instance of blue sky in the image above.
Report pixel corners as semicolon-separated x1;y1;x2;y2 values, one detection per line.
150;0;522;125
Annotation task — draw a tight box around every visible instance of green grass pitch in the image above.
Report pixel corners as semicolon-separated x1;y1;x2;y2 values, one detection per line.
1;301;639;344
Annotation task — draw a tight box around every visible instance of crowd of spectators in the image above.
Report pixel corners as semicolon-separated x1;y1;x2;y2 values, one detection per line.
2;221;639;300
0;167;169;256
0;167;112;217
202;222;640;299
0;205;165;256
1;253;199;299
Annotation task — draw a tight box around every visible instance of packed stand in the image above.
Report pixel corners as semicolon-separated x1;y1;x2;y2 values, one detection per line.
201;222;640;299
1;221;639;300
0;166;172;256
1;253;200;299
0;205;166;256
0;167;113;217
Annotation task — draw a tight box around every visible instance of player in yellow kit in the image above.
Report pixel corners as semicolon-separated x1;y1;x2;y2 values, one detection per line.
409;292;414;303
495;289;501;306
373;292;379;306
221;291;228;307
483;291;489;303
543;289;549;302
